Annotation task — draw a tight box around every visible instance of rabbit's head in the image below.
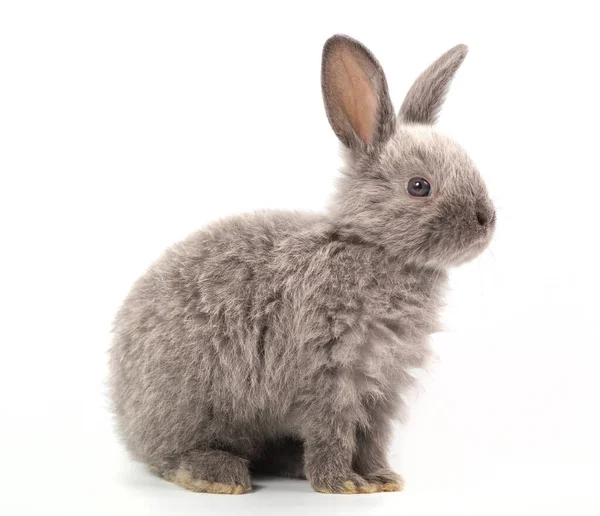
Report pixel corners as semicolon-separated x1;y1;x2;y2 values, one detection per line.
322;35;495;267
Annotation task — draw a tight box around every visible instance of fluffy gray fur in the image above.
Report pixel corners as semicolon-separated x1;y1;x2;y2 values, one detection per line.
109;34;495;495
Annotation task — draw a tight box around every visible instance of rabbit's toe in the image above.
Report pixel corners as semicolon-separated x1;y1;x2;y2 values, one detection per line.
163;469;251;494
362;468;404;492
312;472;377;494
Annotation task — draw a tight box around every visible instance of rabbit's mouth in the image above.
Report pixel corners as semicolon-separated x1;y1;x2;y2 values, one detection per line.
457;222;496;264
427;217;495;268
468;234;494;259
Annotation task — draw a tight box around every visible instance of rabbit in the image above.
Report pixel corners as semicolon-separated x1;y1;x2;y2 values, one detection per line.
109;34;495;495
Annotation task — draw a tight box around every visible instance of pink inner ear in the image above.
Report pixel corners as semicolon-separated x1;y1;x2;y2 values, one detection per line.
328;45;377;145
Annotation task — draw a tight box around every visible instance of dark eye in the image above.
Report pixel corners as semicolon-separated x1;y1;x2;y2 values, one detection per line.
407;177;432;197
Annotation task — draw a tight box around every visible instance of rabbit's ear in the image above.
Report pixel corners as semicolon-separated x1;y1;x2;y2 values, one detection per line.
322;35;396;151
399;44;468;125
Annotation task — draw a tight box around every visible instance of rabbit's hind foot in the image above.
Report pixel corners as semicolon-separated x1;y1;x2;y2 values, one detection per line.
162;469;250;494
156;449;252;495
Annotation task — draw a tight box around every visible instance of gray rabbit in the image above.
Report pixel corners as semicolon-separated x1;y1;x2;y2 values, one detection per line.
109;35;495;495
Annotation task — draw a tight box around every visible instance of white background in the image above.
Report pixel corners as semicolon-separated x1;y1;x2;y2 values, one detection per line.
1;1;599;515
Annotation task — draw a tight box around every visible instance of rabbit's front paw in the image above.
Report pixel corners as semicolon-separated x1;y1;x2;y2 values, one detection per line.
362;468;404;492
311;472;377;494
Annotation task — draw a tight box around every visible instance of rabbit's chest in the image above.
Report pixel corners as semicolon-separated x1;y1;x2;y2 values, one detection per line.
357;295;437;377
357;267;447;337
339;272;447;396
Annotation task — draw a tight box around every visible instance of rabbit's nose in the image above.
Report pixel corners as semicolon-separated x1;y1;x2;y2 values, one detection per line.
475;204;495;227
476;210;488;226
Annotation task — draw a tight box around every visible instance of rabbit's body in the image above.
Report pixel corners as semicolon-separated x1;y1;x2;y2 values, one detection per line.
110;36;495;494
111;210;446;470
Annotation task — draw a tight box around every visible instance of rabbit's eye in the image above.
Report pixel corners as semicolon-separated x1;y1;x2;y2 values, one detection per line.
408;177;432;197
